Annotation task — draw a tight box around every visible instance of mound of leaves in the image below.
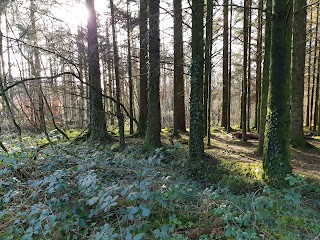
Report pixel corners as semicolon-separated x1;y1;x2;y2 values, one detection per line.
0;136;319;239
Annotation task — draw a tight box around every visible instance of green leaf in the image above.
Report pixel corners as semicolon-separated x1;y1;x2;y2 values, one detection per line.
225;225;236;237
129;207;140;215
263;186;271;194
48;187;55;194
71;166;78;171
153;225;169;239
87;196;100;206
125;231;133;240
141;207;151;217
139;204;151;217
133;233;145;240
78;218;86;228
284;190;302;204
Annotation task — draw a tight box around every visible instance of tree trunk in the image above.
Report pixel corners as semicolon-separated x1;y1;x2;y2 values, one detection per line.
221;0;229;129
76;26;86;128
241;0;248;141
263;0;293;186
144;0;161;149
314;59;320;132
258;0;272;155
127;0;134;135
310;4;319;130
204;0;213;137
291;0;307;146
173;0;186;135
110;0;125;147
105;21;115;126
306;8;313;128
138;0;148;136
86;0;109;142
247;0;252;131
254;0;263;131
318;98;320;135
30;0;45;132
227;0;233;133
189;0;204;168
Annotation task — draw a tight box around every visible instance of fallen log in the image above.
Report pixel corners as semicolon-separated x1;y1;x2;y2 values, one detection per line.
233;131;259;140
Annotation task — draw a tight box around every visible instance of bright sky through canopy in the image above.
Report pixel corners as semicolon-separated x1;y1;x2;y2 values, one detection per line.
52;0;108;31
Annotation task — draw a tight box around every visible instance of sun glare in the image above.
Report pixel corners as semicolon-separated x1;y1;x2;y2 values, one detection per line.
53;2;88;30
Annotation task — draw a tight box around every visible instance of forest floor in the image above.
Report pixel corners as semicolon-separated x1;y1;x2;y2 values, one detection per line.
202;131;320;180
0;129;319;239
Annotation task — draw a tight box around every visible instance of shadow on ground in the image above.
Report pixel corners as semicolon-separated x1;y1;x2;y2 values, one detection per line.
205;132;320;179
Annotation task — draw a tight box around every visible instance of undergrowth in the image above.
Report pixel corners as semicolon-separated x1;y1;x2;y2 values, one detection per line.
0;131;319;239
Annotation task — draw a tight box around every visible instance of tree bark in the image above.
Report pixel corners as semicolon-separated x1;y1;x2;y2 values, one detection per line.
138;0;148;136
173;0;186;135
221;0;229;129
258;0;272;155
144;0;161;149
306;8;313;128
254;0;263;131
189;0;204;168
247;0;252;131
76;26;86;128
86;0;109;143
263;0;293;186
110;0;125;147
105;21;115;126
291;0;307;147
310;4;319;130
127;0;134;135
314;57;320;132
30;0;45;132
241;0;248;141
227;0;233;133
204;0;213;140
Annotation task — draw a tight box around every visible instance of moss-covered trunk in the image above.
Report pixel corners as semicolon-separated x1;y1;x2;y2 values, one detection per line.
263;0;293;186
189;0;204;168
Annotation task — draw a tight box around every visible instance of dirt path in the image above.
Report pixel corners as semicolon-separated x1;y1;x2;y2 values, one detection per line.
205;132;320;179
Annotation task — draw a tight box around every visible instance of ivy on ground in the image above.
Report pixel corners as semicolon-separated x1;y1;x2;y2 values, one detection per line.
0;132;319;239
